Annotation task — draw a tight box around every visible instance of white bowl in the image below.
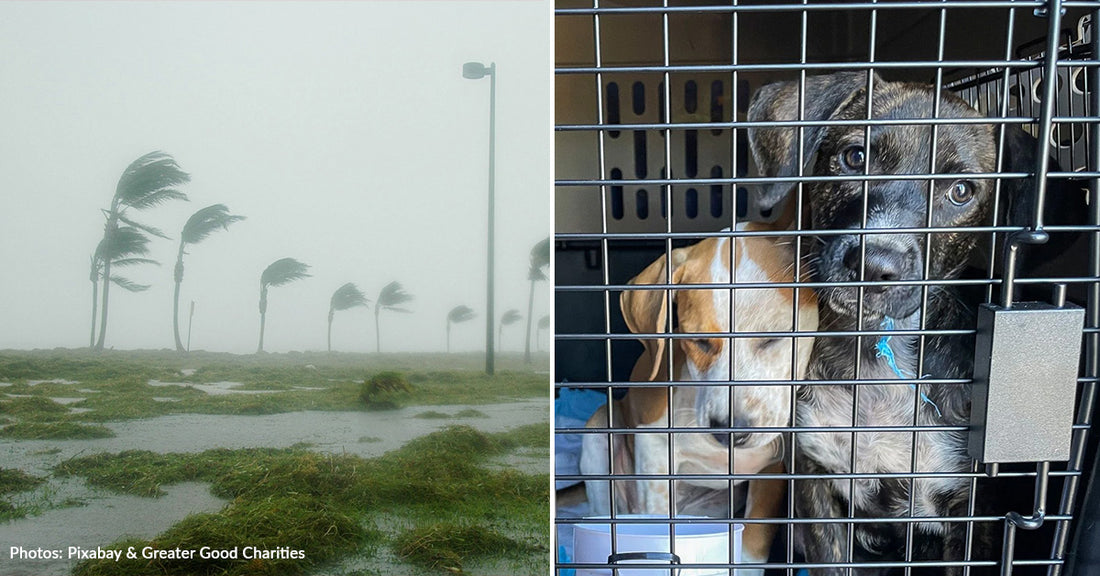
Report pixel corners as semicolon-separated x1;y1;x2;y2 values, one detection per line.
572;515;742;576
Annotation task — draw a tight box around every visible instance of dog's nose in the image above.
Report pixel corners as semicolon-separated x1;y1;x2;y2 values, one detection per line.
843;245;905;284
710;415;751;447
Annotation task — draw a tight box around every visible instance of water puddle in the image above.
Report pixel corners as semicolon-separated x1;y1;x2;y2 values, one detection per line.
1;400;547;475
0;400;547;575
486;448;549;476
27;379;79;387
47;398;85;405
146;380;282;396
0;481;226;576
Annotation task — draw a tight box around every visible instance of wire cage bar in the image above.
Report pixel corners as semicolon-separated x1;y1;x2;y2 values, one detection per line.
555;1;1100;576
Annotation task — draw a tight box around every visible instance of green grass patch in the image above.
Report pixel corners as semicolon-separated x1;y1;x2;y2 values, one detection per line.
72;499;372;576
0;421;114;440
0;395;69;417
455;409;489;419
0;468;45;496
358;436;382;443
360;371;413;409
395;523;541;573
0;468;51;521
58;424;548;575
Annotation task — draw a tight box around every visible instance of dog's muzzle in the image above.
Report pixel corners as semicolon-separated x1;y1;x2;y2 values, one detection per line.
818;233;923;320
709;414;751;448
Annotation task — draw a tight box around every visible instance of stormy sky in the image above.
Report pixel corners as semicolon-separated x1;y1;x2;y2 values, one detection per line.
0;1;551;354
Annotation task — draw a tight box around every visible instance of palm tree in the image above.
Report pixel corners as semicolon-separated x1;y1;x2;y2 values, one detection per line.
498;308;522;351
257;258;311;353
524;237;550;363
89;226;159;347
537;314;550;352
446;305;476;353
94;151;190;351
173;204;245;352
375;281;413;353
329;283;369;352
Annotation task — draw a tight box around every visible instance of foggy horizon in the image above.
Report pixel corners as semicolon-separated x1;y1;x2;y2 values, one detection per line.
0;1;552;355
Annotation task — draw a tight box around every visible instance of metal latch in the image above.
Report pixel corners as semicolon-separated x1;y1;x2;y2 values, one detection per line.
968;286;1084;465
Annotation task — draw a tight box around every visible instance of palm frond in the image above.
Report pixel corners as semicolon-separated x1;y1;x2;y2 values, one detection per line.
114;151;191;210
528;237;551;281
95;226;153;262
261;258;311;288
109;275;151;292
501;309;522;326
387;307;413;314
330;282;369;311
377;281;414;309
125;188;189;211
112;257;159;268
117;213;169;240
530;237;551;269
447;305;476;324
181;204;246;245
537;315;550;329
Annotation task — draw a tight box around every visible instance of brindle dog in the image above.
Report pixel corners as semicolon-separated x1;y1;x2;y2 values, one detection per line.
748;71;998;575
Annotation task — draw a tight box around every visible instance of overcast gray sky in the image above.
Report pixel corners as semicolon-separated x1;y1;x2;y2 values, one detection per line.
0;1;551;354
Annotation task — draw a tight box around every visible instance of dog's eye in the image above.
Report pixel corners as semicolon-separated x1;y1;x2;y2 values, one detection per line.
839;145;866;172
757;337;782;350
947;180;976;206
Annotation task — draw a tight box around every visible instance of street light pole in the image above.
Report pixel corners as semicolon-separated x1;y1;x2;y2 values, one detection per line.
463;61;497;376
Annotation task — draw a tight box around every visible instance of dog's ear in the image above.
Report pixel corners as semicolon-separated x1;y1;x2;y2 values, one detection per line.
999;124;1042;230
997;124;1089;301
620;249;688;382
747;71;877;215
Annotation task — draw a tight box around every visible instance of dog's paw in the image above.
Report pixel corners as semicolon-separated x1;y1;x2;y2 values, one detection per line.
734;554;766;576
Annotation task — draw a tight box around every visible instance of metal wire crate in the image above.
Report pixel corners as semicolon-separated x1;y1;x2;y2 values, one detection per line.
554;1;1100;575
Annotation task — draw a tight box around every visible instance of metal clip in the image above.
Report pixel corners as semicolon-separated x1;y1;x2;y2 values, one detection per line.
1001;461;1052;576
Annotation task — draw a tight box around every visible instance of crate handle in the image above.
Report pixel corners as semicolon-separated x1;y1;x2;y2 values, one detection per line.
607;551;681;576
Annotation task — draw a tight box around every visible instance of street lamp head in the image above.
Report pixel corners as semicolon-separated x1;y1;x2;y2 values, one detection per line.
462;62;491;80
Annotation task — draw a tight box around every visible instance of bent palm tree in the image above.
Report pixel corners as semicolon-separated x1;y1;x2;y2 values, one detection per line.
257;258;311;353
446;305;476;353
329;283;369;352
498;308;522;351
524;237;550;363
537;314;550;352
375;281;413;353
94;151;190;351
89;226;159;347
173;204;245;352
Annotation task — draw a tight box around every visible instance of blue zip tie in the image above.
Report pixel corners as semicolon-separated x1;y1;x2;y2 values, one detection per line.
875;318;942;418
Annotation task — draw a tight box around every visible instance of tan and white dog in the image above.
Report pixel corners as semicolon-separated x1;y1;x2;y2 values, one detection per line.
579;218;818;573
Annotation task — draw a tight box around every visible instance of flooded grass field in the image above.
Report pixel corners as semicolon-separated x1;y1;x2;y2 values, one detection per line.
0;349;550;575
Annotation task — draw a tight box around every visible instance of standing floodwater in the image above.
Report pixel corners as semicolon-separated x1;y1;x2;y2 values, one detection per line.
0;350;550;575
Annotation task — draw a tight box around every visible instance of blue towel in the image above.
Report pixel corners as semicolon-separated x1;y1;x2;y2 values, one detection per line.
555;387;608;489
